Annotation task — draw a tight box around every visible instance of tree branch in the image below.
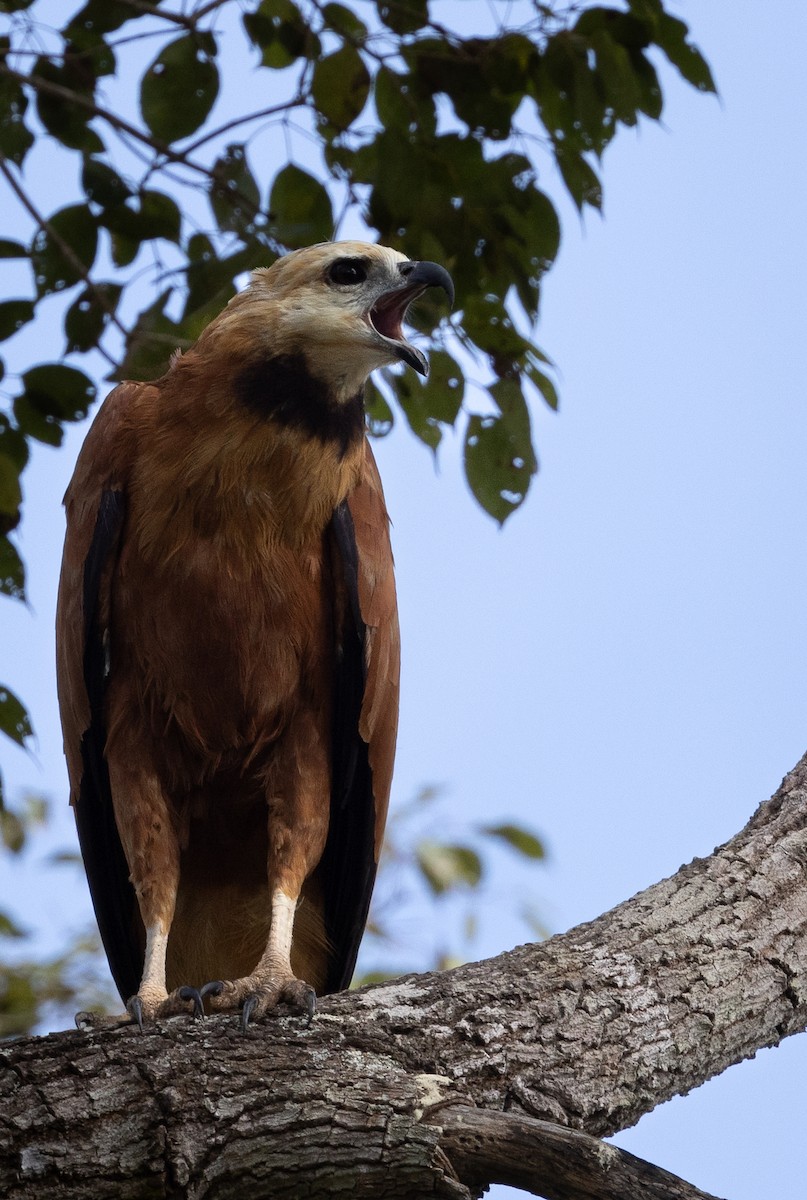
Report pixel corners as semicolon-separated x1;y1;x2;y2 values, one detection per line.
432;1105;726;1200
2;752;806;1196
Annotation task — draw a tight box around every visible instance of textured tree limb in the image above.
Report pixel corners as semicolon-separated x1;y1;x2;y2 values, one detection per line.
2;753;806;1197
432;1105;726;1200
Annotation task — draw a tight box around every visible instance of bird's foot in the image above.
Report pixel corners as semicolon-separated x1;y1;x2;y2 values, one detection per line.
124;985;206;1032
204;974;316;1030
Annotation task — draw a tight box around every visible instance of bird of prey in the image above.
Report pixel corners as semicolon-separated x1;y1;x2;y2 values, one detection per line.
56;241;453;1028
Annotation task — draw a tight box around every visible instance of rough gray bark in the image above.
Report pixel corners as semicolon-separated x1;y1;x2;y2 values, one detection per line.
2;753;807;1199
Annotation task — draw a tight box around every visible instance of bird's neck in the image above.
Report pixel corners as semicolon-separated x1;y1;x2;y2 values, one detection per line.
132;362;367;559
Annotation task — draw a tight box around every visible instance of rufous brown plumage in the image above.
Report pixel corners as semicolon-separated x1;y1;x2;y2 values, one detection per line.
56;241;453;1027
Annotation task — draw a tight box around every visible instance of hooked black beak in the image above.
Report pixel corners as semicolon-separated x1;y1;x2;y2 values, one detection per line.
397;260;455;308
368;259;454;376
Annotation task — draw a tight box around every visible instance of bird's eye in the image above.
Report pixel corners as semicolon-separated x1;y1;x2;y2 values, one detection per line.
328;258;368;286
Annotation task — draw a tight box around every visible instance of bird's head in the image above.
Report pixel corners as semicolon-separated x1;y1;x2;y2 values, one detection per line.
232;241;454;402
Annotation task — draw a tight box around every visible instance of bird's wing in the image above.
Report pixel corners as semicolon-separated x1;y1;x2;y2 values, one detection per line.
56;383;145;1002
321;438;400;992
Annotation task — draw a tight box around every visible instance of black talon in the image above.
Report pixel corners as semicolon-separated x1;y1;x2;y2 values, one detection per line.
178;985;205;1019
303;987;316;1028
241;995;259;1034
126;995;145;1033
200;980;225;999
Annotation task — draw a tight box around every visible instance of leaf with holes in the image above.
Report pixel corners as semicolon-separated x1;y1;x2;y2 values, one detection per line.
312;45;371;130
0;535;25;601
0;686;32;749
21;364;97;423
243;0;316;68
210;144;261;236
0;73;34;165
82;158;132;208
64;284;122;353
141;34;219;142
464;379;537;524
30;204;98;295
33;54;103;152
655;12;716;92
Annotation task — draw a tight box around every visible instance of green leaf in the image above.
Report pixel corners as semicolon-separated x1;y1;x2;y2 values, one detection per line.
0;455;22;535
464;379;537;524
0;74;34;165
365;380;394;437
0;301;35;342
391;350;464;450
481;823;546;860
139;190;182;243
524;352;559;411
410;39;520;140
82;158;132;208
0;415;29;473
183;235;253;323
210;144;261;236
0;810;25;853
269;165;333;248
65;0;145;41
64;284;122;353
575;7;651;50
312;46;371;130
243;0;317;68
12;397;63;447
322;3;368;41
555;145;602;211
33;53;104;152
140;33;219;142
656;13;716;92
0;911;27;938
0;240;26;258
373;66;437;140
31;204;98;295
587;29;643;126
0;686;33;749
99;191;181;266
376;0;429;35
416;840;483;895
21;364;97;423
0;535;25;601
393;372;441;451
629;50;662;119
115;290;183;382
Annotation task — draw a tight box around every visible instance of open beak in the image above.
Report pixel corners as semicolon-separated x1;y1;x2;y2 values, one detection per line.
368;261;454;376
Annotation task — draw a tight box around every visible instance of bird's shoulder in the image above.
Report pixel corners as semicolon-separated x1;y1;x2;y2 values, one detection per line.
64;379;159;514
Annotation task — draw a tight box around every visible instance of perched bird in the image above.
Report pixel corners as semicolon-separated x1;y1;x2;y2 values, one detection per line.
56;241;453;1028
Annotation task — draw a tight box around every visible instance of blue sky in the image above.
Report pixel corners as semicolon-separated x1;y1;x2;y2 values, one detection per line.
2;3;806;1197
